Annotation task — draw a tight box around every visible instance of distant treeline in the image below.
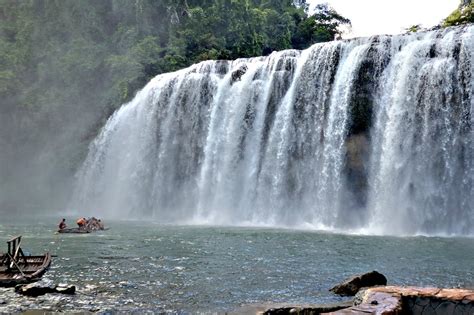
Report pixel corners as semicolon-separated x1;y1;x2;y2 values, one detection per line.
0;0;350;113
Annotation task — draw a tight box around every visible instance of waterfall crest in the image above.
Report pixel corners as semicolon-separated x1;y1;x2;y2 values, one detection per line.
73;26;474;235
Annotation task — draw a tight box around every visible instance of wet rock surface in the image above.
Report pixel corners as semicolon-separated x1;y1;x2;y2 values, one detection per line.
231;65;248;83
15;280;76;297
0;281;114;314
261;301;353;315
329;271;387;296
330;289;403;314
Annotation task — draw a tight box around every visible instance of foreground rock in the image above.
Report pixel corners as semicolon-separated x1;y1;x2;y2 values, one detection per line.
329;271;387;296
327;286;474;314
263;286;474;314
15;282;76;297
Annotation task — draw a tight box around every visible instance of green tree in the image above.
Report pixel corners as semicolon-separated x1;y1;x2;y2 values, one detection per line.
291;3;351;49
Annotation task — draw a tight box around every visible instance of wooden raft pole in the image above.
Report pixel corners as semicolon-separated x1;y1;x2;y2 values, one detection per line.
5;235;28;270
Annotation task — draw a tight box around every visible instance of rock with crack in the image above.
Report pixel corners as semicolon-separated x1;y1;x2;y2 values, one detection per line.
326;286;474;314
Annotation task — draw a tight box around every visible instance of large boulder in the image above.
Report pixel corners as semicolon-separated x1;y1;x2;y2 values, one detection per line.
330;271;387;296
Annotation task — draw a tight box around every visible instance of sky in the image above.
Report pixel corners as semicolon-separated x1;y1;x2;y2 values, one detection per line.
307;0;460;38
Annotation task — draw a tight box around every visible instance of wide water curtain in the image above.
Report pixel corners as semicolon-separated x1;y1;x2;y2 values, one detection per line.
73;26;473;235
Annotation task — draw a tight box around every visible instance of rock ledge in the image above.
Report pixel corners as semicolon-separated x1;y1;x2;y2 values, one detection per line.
263;286;474;315
329;286;474;314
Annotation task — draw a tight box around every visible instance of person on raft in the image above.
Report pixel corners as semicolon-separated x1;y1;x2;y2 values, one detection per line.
74;217;105;230
76;217;87;229
58;218;67;230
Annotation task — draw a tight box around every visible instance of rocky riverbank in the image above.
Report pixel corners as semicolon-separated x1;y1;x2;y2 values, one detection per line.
262;271;474;314
262;286;474;314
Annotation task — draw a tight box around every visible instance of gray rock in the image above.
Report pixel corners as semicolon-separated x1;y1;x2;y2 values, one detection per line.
263;301;353;314
15;282;76;297
231;65;248;84
330;271;387;296
435;301;457;314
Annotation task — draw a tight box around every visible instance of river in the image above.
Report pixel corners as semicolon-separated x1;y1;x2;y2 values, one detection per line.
1;217;473;313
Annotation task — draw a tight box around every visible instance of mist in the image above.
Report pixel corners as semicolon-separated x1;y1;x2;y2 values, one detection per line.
0;0;175;215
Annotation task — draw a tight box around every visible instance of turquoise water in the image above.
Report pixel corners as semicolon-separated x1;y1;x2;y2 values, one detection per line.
1;218;474;313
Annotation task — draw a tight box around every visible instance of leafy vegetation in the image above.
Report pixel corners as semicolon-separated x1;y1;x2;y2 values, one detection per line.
443;0;474;27
0;0;350;210
405;24;423;33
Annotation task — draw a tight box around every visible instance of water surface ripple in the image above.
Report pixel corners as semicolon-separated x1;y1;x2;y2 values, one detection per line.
1;219;473;313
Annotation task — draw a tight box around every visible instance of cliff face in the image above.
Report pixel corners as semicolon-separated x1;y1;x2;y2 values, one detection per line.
461;0;472;8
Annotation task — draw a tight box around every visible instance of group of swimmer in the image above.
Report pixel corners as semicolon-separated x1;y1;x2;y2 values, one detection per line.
58;217;105;231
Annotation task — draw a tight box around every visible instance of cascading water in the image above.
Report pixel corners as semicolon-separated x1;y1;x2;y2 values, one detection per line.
367;26;474;235
72;25;473;235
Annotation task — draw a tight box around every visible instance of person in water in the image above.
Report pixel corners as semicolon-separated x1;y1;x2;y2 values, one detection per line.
76;217;87;229
58;218;67;230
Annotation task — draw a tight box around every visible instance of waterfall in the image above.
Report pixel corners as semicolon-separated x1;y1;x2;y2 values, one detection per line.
72;25;473;235
367;26;474;235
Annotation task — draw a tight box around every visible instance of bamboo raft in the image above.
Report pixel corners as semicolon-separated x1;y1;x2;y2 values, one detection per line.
57;228;91;234
57;227;109;234
0;236;52;287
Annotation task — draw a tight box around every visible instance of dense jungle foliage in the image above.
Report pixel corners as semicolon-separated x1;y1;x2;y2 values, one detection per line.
0;0;350;210
1;0;350;115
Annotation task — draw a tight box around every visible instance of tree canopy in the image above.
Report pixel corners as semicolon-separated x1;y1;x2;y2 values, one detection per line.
0;0;351;111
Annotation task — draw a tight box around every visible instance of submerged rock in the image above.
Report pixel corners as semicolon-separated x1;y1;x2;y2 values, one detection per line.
16;283;56;297
330;271;387;296
260;301;353;315
15;282;76;297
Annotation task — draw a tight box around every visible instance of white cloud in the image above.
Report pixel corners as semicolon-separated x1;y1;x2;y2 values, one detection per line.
307;0;460;38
